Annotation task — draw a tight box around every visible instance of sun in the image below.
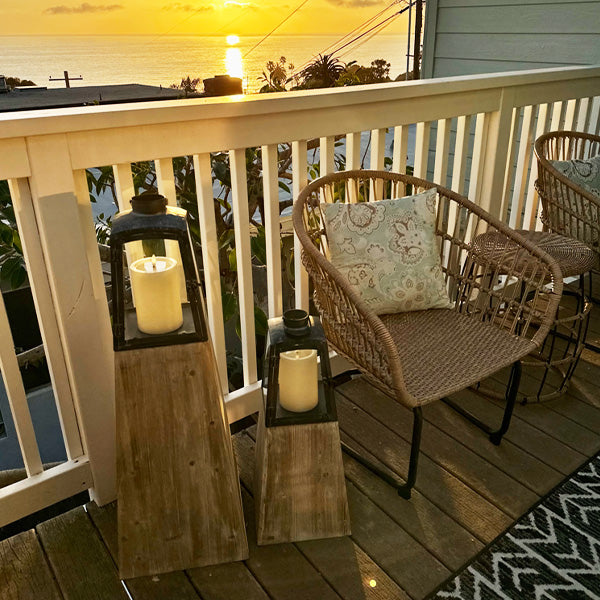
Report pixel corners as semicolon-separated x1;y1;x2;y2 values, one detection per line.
226;34;240;45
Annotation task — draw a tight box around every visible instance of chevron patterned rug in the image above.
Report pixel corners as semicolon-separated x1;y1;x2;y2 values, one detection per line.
428;453;600;599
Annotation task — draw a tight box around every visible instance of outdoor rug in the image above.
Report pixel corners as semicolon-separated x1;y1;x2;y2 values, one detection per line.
427;453;600;599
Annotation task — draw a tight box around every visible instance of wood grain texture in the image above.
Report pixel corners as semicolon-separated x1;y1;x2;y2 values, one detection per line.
36;507;128;600
187;562;269;600
87;501;201;600
115;341;248;579
255;415;350;545
0;529;62;600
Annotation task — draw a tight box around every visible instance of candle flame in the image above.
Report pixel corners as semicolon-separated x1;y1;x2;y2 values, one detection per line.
151;254;157;270
369;579;377;588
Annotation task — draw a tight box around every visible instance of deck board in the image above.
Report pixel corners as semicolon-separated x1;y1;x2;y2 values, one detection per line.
0;529;62;600
36;507;128;600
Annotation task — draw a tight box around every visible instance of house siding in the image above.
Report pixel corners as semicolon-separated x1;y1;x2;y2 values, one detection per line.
422;0;600;79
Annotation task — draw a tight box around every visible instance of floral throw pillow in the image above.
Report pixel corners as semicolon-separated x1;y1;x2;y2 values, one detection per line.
320;188;452;315
550;155;600;198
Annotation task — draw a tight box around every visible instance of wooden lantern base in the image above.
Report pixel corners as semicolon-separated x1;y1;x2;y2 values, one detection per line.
255;411;351;545
115;341;248;579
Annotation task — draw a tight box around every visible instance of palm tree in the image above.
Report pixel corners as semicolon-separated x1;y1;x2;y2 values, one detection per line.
297;54;345;89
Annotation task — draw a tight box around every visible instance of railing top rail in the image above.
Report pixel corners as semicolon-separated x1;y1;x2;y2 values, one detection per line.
1;65;599;141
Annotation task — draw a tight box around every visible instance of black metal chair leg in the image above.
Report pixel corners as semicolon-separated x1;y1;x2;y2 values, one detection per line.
444;361;522;446
489;361;521;445
340;406;423;500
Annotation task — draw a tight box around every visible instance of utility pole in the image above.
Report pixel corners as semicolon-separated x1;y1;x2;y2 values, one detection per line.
49;71;83;88
412;0;423;80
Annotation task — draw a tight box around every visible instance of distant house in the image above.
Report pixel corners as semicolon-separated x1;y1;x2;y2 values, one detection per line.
422;0;600;78
0;83;188;113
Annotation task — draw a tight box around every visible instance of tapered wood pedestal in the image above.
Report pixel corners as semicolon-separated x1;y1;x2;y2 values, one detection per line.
115;341;248;579
254;412;351;545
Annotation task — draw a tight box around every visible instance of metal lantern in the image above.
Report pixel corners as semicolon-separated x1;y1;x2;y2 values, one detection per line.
109;192;207;351
263;309;336;427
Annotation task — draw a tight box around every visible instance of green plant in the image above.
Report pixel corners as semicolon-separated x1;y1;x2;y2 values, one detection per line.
0;180;27;289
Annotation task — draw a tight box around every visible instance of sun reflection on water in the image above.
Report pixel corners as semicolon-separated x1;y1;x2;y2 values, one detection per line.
225;47;244;81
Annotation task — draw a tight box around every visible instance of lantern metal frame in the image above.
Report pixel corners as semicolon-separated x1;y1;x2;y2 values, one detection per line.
262;309;337;428
110;194;208;352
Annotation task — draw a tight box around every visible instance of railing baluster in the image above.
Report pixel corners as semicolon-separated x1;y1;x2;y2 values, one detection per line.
292;140;309;312
524;104;550;230
229;148;257;386
509;105;535;229
451;114;471;195
156;157;186;301
113;162;143;266
0;293;43;476
392;125;409;174
262;144;283;319
468;113;488;204
550;101;564;130
564;99;578;131
499;108;519;222
433;118;451;187
589;97;600;135
320;136;335;176
576;97;591;132
193;153;229;394
155;157;177;203
413;121;431;180
113;162;135;211
370;128;387;171
346;132;361;170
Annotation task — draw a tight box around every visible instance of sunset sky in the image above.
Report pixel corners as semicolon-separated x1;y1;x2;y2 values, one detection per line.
2;0;409;36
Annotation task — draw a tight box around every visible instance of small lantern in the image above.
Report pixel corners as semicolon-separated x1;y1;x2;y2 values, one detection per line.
263;309;336;427
109;192;207;351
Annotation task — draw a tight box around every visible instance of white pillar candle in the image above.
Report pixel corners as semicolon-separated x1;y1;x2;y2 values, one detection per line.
129;255;183;335
278;349;319;412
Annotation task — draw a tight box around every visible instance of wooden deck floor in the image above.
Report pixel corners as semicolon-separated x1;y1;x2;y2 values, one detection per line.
3;299;600;599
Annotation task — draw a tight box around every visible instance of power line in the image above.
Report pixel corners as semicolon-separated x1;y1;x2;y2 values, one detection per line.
291;0;410;77
243;0;311;58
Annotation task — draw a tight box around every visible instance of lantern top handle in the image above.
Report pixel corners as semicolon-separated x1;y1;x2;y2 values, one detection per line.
283;309;310;337
131;192;168;215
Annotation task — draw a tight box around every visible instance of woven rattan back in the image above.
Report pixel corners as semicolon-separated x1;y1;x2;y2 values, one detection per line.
534;130;600;249
293;171;562;407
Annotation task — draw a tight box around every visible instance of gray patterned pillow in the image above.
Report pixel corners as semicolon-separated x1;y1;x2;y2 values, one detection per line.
321;188;452;315
550;155;600;197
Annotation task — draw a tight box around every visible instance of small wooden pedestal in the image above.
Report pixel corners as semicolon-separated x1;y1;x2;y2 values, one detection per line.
115;341;248;579
254;411;350;545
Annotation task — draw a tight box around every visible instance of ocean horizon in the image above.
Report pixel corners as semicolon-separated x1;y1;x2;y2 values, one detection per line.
0;33;412;94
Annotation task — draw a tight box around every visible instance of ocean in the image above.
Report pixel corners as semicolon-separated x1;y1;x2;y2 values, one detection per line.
0;34;411;93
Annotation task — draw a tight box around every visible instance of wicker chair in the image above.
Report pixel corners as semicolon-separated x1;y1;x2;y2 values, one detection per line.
293;170;562;498
535;130;600;267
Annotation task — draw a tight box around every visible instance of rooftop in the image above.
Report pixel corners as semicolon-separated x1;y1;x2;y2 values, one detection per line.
0;84;184;113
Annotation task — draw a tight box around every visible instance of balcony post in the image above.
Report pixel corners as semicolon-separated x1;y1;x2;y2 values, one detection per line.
24;133;116;505
475;87;516;220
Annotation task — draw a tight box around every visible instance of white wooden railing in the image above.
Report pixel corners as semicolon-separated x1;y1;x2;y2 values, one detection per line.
0;65;599;526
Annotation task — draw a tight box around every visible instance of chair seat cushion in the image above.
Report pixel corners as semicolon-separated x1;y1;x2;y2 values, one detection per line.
380;309;535;405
